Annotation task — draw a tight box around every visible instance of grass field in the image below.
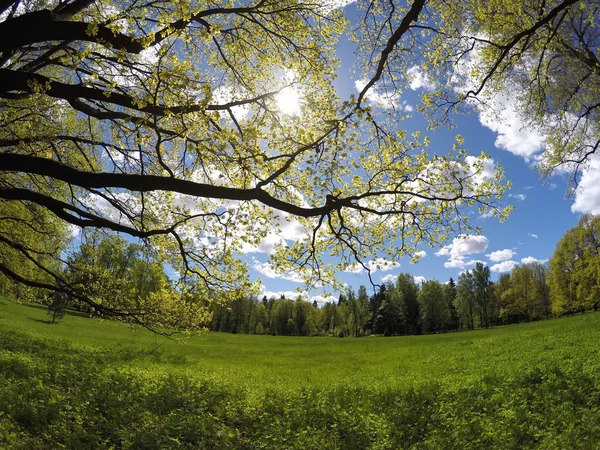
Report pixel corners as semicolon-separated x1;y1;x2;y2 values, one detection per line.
1;298;600;449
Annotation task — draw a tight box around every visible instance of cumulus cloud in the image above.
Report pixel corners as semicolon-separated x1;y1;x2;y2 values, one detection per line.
68;224;82;237
521;256;548;265
509;193;526;201
380;274;397;284
258;287;337;307
444;258;482;269
239;207;310;254
487;249;515;262
452;34;599;216
414;250;427;259
345;258;400;274
571;154;600;214
413;275;427;285
436;235;489;259
452;40;545;161
477;93;545;160
406;65;436;91
528;233;538;239
490;260;518;273
319;0;356;12
252;259;304;282
437;235;489;269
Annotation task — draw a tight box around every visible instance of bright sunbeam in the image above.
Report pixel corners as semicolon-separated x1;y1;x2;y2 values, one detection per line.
276;86;301;116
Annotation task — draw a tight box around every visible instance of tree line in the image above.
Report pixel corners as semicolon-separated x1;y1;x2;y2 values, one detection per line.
209;262;547;337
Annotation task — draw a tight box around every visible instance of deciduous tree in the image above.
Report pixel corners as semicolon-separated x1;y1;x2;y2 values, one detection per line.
0;0;525;330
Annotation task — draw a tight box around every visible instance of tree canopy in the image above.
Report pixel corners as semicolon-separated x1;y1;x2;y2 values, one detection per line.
1;0;595;329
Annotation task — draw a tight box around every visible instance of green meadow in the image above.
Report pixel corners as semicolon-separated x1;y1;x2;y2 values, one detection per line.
1;298;600;449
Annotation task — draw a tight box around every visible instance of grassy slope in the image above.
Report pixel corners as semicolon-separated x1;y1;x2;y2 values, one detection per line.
1;298;600;449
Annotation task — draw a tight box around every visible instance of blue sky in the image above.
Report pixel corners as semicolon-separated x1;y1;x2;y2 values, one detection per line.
249;2;593;304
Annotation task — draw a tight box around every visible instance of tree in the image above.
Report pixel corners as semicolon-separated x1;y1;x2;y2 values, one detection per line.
495;273;517;324
503;265;538;322
375;288;400;336
0;0;516;330
472;263;493;328
455;271;476;330
549;214;600;314
394;274;420;335
423;0;599;191
418;280;449;333
443;278;459;331
0;199;69;302
47;290;69;323
530;262;551;319
66;231;208;330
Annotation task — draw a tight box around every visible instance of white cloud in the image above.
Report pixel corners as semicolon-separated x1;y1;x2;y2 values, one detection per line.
528;233;538;239
452;34;600;214
523;185;535;190
261;284;338;308
414;250;427;259
344;263;365;274
406;65;436;91
443;258;481;269
354;79;400;109
345;258;400;274
509;193;526;201
380;274;397;284
490;260;519;273
521;256;548;265
252;259;304;283
319;0;356;12
452;41;545;161
477;92;545;160
571;154;600;214
437;235;488;269
436;234;489;260
413;275;427;285
486;249;515;262
464;155;496;187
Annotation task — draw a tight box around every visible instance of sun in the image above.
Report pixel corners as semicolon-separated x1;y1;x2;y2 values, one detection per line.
276;86;302;116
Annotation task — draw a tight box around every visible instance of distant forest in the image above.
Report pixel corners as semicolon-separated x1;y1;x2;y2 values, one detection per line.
211;215;600;337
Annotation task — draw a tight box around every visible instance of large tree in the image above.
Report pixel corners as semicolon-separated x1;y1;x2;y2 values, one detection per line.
420;0;599;190
418;279;448;333
11;0;584;329
472;262;493;328
549;214;600;314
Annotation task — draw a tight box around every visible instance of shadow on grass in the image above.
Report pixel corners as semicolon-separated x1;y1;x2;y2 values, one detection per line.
29;317;56;325
18;301;93;319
